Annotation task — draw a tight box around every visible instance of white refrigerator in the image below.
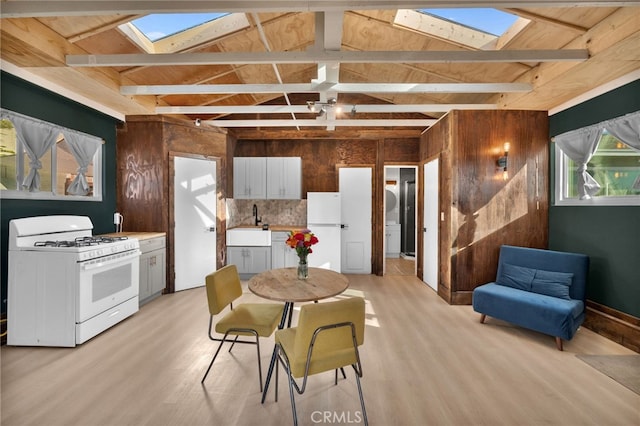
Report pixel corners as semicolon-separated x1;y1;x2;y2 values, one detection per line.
306;192;341;272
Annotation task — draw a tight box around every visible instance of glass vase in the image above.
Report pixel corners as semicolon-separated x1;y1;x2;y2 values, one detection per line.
297;255;308;280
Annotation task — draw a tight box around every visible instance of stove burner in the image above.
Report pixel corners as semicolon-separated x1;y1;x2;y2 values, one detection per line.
33;236;128;248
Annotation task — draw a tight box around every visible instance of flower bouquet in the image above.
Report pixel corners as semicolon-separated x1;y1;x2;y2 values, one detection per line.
285;229;319;279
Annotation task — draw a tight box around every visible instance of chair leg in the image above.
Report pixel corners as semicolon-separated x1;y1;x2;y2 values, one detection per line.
354;366;368;426
286;366;299;426
479;314;486;324
275;352;279;402
555;337;563;351
201;338;226;384
255;334;264;392
228;335;239;353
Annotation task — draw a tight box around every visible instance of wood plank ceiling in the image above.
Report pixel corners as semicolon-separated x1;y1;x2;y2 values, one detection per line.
1;1;639;132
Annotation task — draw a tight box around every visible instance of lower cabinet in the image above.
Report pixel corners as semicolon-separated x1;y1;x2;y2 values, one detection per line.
385;224;401;258
271;231;299;269
227;246;272;279
139;235;166;305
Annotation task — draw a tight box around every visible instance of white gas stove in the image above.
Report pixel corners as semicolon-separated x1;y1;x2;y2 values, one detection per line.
7;215;141;347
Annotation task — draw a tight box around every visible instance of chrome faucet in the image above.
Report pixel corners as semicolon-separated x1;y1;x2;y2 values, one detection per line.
253;204;261;226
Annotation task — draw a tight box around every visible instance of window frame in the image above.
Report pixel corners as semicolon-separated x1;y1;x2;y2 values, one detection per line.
554;138;640;207
0;112;103;202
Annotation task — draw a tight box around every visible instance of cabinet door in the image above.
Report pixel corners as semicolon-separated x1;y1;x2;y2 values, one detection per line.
139;252;152;301
234;157;266;199
386;225;401;257
148;249;166;295
267;157;301;199
247;247;271;273
228;247;271;275
226;247;248;273
271;232;298;269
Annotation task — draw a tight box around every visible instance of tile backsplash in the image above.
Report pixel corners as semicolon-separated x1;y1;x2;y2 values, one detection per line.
226;199;307;228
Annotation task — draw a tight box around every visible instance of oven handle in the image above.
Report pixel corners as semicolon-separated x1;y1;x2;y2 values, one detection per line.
80;250;141;271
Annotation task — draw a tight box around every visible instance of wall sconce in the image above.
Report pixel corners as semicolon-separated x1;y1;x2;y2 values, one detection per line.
195;118;201;127
496;142;510;180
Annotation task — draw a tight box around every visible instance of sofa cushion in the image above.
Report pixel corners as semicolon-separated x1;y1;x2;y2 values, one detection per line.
472;283;585;340
497;263;535;291
531;270;573;300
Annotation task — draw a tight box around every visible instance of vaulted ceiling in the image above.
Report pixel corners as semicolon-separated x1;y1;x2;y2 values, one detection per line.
1;1;639;132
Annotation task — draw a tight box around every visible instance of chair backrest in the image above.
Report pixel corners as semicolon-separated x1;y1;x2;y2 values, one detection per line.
496;245;589;301
205;264;243;315
291;297;365;376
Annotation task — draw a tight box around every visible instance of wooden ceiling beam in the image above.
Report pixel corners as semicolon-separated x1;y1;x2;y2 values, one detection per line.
67;49;589;67
505;8;589;34
156;104;497;114
122;82;532;95
203;118;437;127
67;15;142;43
230;127;424;139
3;1;638;18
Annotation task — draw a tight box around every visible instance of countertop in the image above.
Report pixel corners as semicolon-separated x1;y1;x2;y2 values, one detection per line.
99;231;166;241
229;224;306;232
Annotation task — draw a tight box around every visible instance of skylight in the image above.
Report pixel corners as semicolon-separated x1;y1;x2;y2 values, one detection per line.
132;13;229;41
418;8;519;36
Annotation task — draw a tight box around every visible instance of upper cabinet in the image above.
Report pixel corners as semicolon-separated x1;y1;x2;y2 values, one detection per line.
233;157;301;199
267;157;301;199
233;157;267;199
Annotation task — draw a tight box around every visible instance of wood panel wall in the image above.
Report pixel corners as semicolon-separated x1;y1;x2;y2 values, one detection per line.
420;110;549;304
116;115;229;293
116;112;549;303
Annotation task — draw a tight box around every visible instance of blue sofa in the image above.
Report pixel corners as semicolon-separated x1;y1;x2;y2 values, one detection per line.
472;245;589;351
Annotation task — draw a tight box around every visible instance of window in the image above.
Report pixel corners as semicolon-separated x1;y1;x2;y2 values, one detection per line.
555;130;640;206
131;13;229;41
0;110;103;201
120;13;249;54
417;8;519;36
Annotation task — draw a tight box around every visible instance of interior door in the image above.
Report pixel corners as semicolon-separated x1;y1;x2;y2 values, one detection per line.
173;156;217;291
423;159;439;291
339;167;372;274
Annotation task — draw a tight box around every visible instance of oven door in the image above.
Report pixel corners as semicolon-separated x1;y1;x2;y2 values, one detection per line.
76;250;140;323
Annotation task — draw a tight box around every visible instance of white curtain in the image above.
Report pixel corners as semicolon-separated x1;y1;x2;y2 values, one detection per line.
9;115;60;192
555;127;604;200
605;110;640;152
63;131;101;195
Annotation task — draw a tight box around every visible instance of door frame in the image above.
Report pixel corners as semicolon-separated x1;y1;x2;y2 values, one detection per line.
383;165;418;276
168;152;221;294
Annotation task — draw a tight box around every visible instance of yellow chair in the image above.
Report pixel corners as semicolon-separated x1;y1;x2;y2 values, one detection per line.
201;264;284;391
275;297;368;426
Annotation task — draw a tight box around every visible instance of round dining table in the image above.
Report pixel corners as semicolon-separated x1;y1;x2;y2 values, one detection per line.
248;267;349;403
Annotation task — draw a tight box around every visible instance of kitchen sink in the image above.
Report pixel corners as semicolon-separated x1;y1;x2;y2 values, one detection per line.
226;228;271;246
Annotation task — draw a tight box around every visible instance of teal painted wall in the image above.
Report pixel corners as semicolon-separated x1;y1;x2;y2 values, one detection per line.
549;79;640;318
1;72;121;314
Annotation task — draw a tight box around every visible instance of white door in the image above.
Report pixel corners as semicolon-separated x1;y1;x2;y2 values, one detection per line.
423;159;439;291
339;167;372;274
174;156;217;291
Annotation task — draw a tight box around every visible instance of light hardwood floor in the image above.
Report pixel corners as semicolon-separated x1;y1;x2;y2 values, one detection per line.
2;274;638;426
385;257;415;276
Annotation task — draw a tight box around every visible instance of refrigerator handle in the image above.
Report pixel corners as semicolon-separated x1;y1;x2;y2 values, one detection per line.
341;224;348;229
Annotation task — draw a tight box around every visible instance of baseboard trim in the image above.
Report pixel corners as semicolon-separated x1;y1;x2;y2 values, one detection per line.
583;300;640;353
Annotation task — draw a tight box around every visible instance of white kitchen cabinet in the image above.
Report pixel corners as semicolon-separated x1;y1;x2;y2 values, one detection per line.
385;224;401;258
139;235;166;305
227;246;272;279
271;231;299;269
233;157;267;199
267;157;301;199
